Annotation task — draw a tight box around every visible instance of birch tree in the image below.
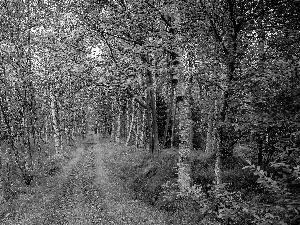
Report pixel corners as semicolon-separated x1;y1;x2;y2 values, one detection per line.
115;104;122;143
177;51;193;193
158;1;194;193
49;87;61;154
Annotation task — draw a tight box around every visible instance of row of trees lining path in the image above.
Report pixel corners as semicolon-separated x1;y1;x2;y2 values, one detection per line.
1;0;299;224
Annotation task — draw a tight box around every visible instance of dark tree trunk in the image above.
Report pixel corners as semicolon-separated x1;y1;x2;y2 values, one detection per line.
163;75;176;148
146;84;153;153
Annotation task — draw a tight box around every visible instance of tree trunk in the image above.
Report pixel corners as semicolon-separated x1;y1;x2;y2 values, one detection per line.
67;112;73;145
0;93;29;185
213;125;222;196
22;80;36;177
115;103;121;143
135;107;140;147
163;73;176;148
256;20;266;166
205;112;214;153
258;143;263;166
81;109;87;139
140;108;146;148
126;98;135;146
49;89;61;155
141;52;159;154
214;144;222;189
177;51;193;194
177;97;193;193
171;98;177;148
205;99;218;153
146;76;153;153
147;69;159;154
110;100;115;141
44;119;49;142
126;99;130;137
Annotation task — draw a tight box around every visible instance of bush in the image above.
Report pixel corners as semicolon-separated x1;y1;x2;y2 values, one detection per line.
242;160;300;225
128;150;178;205
161;157;299;225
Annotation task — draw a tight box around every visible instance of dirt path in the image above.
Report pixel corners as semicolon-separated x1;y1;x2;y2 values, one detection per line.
92;141;167;225
2;138;114;225
39;144;111;225
2;135;167;224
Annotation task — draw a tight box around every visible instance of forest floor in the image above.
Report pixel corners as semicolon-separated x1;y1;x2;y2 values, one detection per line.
1;134;168;225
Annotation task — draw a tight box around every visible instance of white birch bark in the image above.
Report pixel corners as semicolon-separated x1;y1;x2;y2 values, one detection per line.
205;104;214;153
126;99;130;137
161;2;193;193
115;105;121;143
205;99;218;153
140;108;146;148
214;90;224;192
214;130;222;192
135;108;140;147
177;80;193;194
49;89;60;155
177;50;193;194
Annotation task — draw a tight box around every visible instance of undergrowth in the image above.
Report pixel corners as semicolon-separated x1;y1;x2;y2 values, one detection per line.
114;144;300;225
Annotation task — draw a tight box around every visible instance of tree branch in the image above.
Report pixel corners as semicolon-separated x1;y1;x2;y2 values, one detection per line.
126;88;147;109
89;22;143;46
101;32;119;66
198;0;229;56
227;0;238;32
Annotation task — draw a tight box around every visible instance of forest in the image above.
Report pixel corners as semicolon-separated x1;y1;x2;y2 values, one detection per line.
0;0;300;224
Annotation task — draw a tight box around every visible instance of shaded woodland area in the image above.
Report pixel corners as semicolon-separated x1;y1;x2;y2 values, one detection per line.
0;0;300;224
